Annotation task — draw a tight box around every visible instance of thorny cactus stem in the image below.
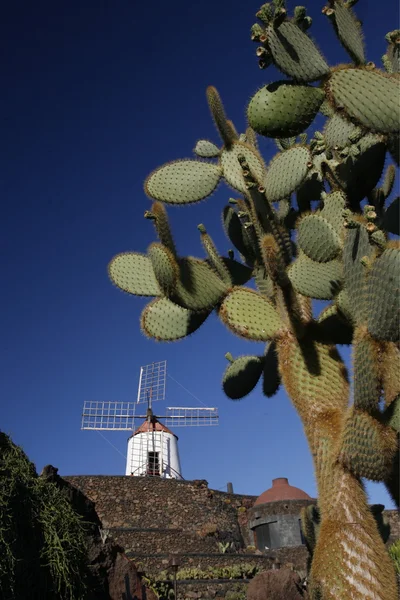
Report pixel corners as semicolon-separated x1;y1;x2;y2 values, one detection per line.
109;1;400;598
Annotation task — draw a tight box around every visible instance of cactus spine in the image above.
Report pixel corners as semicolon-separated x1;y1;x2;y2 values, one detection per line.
109;2;400;598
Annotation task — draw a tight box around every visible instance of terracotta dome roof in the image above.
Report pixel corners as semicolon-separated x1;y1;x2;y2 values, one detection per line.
254;478;311;505
133;418;177;439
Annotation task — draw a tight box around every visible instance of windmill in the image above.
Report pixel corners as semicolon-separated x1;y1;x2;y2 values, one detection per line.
81;360;219;478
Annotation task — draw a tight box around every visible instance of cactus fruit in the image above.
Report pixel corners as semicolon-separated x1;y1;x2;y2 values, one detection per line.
108;252;161;297
222;354;264;399
219;287;283;341
323;0;365;65
144;159;222;204
326;67;400;134
247;81;324;138
141;298;209;341
265;145;312;202
109;2;400;597
297;214;342;262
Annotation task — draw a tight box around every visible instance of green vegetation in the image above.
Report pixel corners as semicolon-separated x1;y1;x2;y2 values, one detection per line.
389;540;400;575
109;1;399;598
0;432;89;600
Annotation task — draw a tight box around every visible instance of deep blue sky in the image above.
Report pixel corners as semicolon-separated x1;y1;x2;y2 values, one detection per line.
2;1;398;507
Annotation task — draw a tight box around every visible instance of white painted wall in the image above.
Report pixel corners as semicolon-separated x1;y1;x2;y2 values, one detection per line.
125;430;182;479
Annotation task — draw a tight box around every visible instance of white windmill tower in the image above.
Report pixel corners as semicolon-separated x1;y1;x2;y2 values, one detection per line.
81;360;219;479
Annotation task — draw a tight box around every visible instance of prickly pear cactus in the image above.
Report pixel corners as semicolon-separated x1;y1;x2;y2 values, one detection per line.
109;2;400;598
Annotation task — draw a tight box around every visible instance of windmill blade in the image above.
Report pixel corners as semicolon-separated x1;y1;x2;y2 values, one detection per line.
137;360;167;405
165;407;219;427
81;401;136;430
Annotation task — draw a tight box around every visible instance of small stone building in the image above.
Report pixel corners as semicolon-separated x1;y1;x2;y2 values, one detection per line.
246;478;314;551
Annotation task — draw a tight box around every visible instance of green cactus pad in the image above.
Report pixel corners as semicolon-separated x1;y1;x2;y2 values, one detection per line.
353;329;382;412
171;257;228;312
380;342;400;408
148;202;177;257
323;112;362;151
316;304;353;345
383;197;400;236
220;142;265;194
298;214;342;263
383;30;400;74
288;252;343;299
320;191;347;235
262;341;281;397
365;247;400;342
144;159;222;204
265;146;312;202
266;21;330;82
206;86;238;147
343;225;373;323
222;355;264;399
334;133;387;205
326;1;365;65
383;396;400;433
199;227;231;285
338;408;398;481
382;164;396;201
220;287;284;341
222;206;256;264
247;81;324;138
194;140;220;158
141;298;209;341
108;252;161;297
335;289;353;323
326;68;400;134
254;266;275;299
148;243;179;295
221;258;253;286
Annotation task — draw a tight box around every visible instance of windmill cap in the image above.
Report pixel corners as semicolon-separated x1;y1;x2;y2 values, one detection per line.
132;418;178;439
254;477;311;505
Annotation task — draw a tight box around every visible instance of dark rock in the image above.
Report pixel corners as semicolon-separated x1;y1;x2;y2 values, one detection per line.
40;465;155;600
246;568;308;600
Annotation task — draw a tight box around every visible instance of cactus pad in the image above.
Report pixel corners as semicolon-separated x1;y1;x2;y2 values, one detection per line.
383;197;400;236
255;266;275;299
266;21;330;82
317;304;353;345
300;504;320;555
144;159;222;204
194;140;220;158
148;243;179;295
353;328;382;412
288;253;343;299
320;191;347;235
148;201;177;256
206;86;238;147
323;112;362;151
265;146;312;202
365;247;400;342
108;252;160;297
221;258;253;286
338;408;398;481
222;205;256;264
247;81;324;138
326;68;400;134
325;0;365;65
220;142;265;194
343;225;373;323
141;298;209;341
379;342;400;408
172;257;228;312
298;214;342;263
222;355;264;399
262;341;281;397
220;287;284;341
